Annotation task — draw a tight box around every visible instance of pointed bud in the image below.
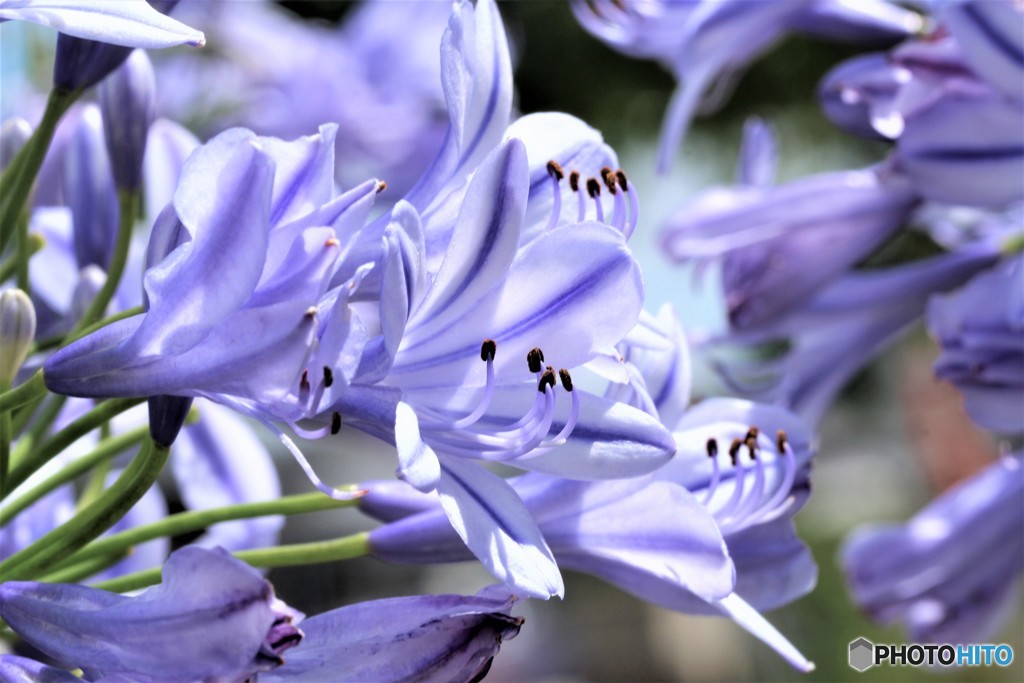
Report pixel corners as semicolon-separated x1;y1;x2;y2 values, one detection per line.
0;289;36;386
148;395;194;448
64;105;119;270
100;50;156;191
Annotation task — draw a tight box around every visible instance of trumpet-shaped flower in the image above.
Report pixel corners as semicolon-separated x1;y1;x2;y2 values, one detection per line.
363;397;818;672
843;455;1024;643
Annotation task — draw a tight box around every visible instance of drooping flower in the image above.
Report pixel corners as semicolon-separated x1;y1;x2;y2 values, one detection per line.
571;0;923;170
661;118;919;333
927;253;1024;434
843;454;1024;643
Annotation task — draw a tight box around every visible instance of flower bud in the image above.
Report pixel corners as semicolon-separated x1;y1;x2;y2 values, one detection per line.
64;106;119;270
100;50;156;191
0;289;37;387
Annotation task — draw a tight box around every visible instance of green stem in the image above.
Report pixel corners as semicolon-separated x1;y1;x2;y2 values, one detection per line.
0;425;148;526
1002;231;1024;255
0;232;43;285
40;551;129;585
12;393;66;449
91;531;372;594
59;305;144;348
0;436;169;581
54;492;361;571
0;89;77;255
0;370;47;414
6;397;143;496
0;381;10;498
68;190;139;336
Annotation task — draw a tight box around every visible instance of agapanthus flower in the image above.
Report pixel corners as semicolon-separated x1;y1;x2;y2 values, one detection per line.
571;0;923;170
361;395;817;671
661;118;919;333
713;241;1003;424
0;546;521;683
843;454;1024;643
927;253;1024;434
820;0;1024;207
156;0;449;195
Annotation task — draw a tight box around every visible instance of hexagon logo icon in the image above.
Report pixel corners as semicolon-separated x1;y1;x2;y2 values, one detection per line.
849;637;875;672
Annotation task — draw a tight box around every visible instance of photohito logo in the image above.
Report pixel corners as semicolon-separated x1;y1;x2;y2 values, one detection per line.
848;637;1014;672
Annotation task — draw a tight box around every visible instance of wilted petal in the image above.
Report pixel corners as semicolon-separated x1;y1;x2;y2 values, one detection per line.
0;547;283;682
262;589;522;683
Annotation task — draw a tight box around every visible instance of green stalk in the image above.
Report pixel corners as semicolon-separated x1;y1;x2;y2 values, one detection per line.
0;436;169;581
0;425;148;526
68;190;140;337
54;492;361;570
91;532;372;594
40;551;129;585
12;393;66;450
0;380;10;498
0;370;47;414
6;397;143;497
0;89;78;254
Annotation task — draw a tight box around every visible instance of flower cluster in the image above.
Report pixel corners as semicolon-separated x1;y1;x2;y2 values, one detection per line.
0;0;1020;680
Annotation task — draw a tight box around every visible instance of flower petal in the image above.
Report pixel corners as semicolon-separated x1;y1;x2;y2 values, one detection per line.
714;593;815;673
395;401;441;492
0;0;205;48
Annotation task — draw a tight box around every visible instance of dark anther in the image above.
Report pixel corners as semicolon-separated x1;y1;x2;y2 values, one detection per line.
706;438;718;458
270;633;303;650
728;438;742;465
558;368;573;391
300;369;310;391
527;347;545;373
601;169;618;194
322;366;334;388
745;436;758;460
481;338;497;362
538;367;557;392
546;160;565;181
569;170;580;192
375;180;387;194
586;177;601;198
776;429;788;453
330;411;342;435
615;169;629;191
745;425;759;442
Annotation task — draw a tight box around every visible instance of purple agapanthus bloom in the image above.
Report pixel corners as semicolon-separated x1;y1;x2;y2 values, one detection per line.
820;0;1024;207
661;118;919;333
928;253;1024;434
843;454;1024;643
362;396;817;671
571;0;923;170
0;546;521;683
157;0;449;195
714;241;1003;424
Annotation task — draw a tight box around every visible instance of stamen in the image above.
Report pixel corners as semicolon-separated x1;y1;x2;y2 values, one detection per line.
570;170;586;222
701;438;721;506
449;340;497;429
375;180;387;194
539;366;557;392
322;366;334;388
745;430;797;525
569;170;580;192
546;160;564;231
527;347;545;374
716;438;747;522
600;167;617;194
330;411;342;435
481;338;497;362
300;369;310;392
616;169;639;239
540;368;580;446
586;177;604;223
724;434;766;529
